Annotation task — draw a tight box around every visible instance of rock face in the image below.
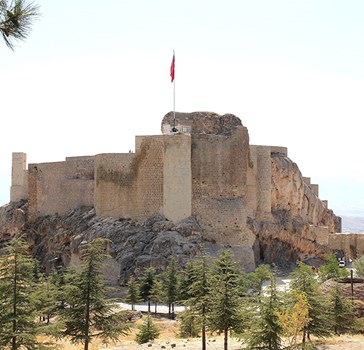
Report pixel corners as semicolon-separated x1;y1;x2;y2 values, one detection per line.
248;152;340;267
0;201;205;285
161;111;242;135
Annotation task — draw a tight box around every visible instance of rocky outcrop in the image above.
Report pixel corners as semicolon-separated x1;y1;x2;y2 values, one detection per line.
248;152;340;267
0;202;205;284
161;111;242;135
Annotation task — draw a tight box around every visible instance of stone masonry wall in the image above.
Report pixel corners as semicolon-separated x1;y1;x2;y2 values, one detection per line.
94;153;135;218
163;135;192;222
191;126;249;245
28;158;94;219
329;234;364;259
10;152;28;202
95;136;164;221
248;146;272;220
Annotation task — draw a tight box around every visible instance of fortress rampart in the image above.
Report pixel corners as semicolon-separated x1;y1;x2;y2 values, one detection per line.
10;112;348;269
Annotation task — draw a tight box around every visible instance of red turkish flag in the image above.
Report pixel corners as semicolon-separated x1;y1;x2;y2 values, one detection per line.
170;54;175;82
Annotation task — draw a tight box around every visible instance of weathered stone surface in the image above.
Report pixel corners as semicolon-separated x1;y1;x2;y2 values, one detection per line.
0;200;27;237
161;111;243;135
0;203;204;285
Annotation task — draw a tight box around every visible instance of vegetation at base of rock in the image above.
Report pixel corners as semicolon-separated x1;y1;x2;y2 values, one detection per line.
0;236;45;350
125;276;142;311
161;256;179;318
139;267;157;313
58;238;130;350
290;262;334;343
318;254;348;282
353;255;364;277
328;284;355;335
1;235;364;350
275;290;310;349
135;314;160;344
208;250;245;350
244;275;283;350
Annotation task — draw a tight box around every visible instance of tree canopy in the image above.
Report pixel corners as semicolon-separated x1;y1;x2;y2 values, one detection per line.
0;0;40;50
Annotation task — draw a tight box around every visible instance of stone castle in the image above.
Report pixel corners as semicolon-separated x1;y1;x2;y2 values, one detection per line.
9;112;363;268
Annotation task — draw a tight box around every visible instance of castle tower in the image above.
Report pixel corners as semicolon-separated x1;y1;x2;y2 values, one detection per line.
10;152;28;202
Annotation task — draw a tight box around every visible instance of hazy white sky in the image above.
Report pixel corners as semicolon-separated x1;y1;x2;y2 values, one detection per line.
1;0;364;217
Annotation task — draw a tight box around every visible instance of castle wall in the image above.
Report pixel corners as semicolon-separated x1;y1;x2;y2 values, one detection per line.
247;146;273;220
191;126;249;245
329;234;364;259
311;184;319;197
95;136;165;221
10;152;28;202
309;225;330;245
163;135;192;222
28;158;94;219
95;153;137;218
270;146;288;155
246;148;258;218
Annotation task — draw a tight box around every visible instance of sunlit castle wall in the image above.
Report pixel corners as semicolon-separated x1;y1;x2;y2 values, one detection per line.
94;134;192;223
27;156;94;219
10;152;28;202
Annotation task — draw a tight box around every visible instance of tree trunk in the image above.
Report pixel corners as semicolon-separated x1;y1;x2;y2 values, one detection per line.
202;324;206;350
224;327;228;350
171;303;175;319
302;328;306;345
148;299;151;313
12;254;18;350
84;263;92;350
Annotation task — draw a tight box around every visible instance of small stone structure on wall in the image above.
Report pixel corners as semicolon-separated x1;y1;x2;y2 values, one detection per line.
10;111;342;270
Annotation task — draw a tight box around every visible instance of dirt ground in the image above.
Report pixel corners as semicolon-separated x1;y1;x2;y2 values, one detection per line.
54;316;364;350
104;333;364;350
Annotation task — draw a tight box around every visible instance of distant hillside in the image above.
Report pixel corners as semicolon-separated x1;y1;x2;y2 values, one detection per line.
341;216;364;233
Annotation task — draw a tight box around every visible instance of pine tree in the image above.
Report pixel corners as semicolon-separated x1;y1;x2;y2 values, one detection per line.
139;267;156;313
32;273;60;324
149;278;164;314
135;314;160;344
0;236;40;350
178;260;195;303
290;262;333;343
162;256;179;319
186;255;211;350
245;264;271;295
208;249;244;350
353;255;364;277
178;309;200;338
0;0;40;50
329;284;355;335
59;238;130;350
246;275;283;350
125;276;142;311
48;266;67;312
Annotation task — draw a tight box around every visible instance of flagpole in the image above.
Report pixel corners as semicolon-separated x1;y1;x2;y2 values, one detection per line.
173;50;176;131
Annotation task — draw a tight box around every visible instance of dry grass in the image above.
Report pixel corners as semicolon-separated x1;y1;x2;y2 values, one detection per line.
37;315;364;350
